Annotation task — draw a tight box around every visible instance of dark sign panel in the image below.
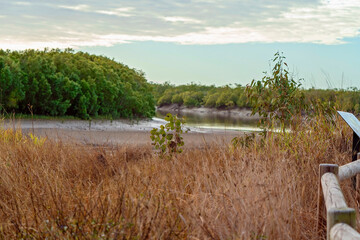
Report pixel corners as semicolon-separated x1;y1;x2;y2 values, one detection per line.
338;111;360;138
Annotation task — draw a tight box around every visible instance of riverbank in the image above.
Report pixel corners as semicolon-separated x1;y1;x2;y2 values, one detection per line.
2;118;242;147
1;106;261;147
23;128;240;147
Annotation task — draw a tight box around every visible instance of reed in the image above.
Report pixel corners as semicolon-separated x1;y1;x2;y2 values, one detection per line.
0;116;356;239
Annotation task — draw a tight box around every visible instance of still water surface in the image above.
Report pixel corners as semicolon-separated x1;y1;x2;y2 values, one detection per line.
156;109;260;132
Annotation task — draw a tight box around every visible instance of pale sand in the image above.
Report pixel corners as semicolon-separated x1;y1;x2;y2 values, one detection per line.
23;128;240;147
4;119;242;147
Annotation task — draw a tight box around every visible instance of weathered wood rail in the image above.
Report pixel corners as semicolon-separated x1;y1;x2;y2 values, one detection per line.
318;152;360;240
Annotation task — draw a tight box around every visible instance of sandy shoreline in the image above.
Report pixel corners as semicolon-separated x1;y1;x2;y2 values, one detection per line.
22;128;241;147
3;119;243;147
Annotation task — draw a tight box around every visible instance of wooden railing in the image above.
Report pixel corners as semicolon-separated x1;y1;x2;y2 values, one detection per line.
318;153;360;239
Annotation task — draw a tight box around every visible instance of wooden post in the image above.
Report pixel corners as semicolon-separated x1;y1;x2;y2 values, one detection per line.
327;208;356;240
353;132;360;188
357;153;360;205
317;164;339;235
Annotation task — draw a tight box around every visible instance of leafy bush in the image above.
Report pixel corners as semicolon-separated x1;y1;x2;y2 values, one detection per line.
171;93;184;105
157;90;173;106
231;132;255;149
215;87;235;108
246;52;337;132
183;91;203;107
150;113;188;158
246;52;307;132
203;92;220;107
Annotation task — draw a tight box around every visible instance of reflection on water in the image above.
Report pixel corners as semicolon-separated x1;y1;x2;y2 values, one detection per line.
156;109;261;132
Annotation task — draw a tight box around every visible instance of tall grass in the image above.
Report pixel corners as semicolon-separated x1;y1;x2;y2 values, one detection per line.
0;116;356;239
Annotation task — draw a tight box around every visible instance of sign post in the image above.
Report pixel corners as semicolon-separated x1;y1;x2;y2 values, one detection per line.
337;111;360;188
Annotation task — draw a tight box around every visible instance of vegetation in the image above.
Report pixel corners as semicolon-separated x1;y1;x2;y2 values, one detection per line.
0;127;46;146
153;81;360;114
246;52;337;132
150;113;188;158
246;52;307;131
1;48;358;120
304;87;360;114
0;49;155;119
152;85;359;117
0;114;356;239
152;82;250;109
0;50;359;239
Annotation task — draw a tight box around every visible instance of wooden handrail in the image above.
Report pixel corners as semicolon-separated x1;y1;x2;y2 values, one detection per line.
339;159;360;181
318;153;360;240
330;223;360;240
321;173;347;209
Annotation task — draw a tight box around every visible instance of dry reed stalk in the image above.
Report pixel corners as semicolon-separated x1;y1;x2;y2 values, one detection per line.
0;116;356;239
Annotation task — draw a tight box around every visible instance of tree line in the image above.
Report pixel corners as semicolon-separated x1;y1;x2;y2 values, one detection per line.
0;49;155;119
152;82;360;114
152;83;249;109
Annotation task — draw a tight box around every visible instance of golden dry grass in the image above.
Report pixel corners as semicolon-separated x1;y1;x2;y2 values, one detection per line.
0;117;357;239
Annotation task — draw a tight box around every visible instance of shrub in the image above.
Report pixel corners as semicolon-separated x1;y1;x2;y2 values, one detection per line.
246;52;307;132
171;93;184;105
150;113;188;158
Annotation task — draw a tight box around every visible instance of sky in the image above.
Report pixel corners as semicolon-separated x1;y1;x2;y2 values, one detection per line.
1;0;360;89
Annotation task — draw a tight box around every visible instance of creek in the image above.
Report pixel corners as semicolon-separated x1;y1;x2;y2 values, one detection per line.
155;109;260;132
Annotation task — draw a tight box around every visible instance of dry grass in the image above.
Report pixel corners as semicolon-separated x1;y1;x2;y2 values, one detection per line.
0;116;357;239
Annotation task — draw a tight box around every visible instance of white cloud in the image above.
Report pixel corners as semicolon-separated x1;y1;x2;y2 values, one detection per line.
13;2;31;6
96;7;134;17
273;0;360;44
57;4;134;17
58;4;90;11
162;16;202;24
1;0;360;49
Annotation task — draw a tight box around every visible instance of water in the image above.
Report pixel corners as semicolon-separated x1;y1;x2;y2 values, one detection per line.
2;110;260;133
156;109;260;132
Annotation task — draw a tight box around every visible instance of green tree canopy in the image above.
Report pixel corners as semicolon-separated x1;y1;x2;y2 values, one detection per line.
0;49;155;119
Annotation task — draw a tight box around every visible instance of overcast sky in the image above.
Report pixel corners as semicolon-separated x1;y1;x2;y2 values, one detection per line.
1;0;360;88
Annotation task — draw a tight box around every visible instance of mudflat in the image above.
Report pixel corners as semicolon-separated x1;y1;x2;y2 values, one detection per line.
3;119;242;147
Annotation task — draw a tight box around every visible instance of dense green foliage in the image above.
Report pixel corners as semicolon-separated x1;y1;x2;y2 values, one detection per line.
304;88;360;114
152;84;360;115
0;49;155;119
152;82;250;109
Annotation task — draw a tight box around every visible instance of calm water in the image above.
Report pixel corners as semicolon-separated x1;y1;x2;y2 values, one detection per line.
156;109;260;132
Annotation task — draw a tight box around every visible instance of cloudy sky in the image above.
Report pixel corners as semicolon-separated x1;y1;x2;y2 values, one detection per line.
1;0;360;88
